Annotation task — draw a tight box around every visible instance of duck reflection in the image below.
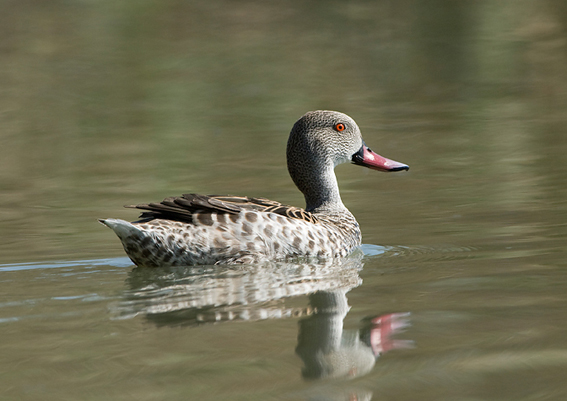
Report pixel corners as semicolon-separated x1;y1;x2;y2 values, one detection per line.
114;251;412;383
297;290;412;380
115;253;364;325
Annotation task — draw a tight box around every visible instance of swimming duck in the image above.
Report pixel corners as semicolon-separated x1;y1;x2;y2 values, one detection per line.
100;110;408;267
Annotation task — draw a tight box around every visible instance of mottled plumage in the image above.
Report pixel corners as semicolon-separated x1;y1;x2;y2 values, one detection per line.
100;110;409;266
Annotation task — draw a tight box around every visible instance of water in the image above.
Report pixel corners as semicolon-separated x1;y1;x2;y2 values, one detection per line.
2;1;567;400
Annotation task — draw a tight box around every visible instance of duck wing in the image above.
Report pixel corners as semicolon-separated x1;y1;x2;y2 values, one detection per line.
127;193;319;224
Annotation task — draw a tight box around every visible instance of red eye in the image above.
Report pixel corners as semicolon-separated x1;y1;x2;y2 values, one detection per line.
335;123;345;132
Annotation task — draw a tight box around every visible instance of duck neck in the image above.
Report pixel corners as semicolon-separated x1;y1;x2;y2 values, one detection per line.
291;163;346;213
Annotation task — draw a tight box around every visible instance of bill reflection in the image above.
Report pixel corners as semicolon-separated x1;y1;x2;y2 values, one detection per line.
297;290;412;380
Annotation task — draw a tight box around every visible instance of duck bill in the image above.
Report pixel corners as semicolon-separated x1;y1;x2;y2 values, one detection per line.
352;143;409;172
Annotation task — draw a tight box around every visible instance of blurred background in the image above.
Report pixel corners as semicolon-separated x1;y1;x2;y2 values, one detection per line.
2;1;567;400
1;0;566;263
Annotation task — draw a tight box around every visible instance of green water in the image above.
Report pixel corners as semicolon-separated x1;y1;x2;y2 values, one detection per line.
1;1;567;400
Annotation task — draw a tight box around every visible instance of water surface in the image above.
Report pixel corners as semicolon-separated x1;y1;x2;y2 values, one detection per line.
1;1;567;400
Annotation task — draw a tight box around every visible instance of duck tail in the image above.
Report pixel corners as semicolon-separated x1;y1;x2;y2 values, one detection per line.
98;218;141;240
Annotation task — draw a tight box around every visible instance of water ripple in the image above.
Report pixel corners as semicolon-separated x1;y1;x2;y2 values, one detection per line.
362;244;478;262
0;257;134;272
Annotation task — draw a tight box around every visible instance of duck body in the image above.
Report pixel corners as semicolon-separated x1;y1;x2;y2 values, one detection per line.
101;196;360;266
100;111;408;267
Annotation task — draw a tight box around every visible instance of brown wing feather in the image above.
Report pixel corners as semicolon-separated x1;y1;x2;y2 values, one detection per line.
126;193;319;224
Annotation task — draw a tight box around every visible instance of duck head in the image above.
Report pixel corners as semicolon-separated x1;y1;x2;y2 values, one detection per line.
287;110;408;212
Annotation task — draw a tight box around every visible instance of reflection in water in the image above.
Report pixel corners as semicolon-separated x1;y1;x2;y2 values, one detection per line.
297;291;412;380
1;1;567;399
112;251;412;387
114;253;365;325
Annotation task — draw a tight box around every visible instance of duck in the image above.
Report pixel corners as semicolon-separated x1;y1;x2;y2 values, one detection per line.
99;110;408;267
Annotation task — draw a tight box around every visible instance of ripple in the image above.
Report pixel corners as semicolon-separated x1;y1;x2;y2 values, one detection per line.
362;244;479;262
360;244;389;256
0;257;134;272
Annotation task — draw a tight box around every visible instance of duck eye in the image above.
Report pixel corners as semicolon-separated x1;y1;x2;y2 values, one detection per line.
334;123;346;132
